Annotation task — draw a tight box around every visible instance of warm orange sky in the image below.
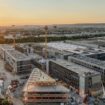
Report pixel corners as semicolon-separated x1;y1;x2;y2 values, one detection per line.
0;0;105;25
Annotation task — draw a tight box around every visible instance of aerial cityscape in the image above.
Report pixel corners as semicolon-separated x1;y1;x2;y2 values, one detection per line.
0;0;105;105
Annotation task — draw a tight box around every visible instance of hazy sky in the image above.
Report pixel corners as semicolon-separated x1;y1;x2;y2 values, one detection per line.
0;0;105;25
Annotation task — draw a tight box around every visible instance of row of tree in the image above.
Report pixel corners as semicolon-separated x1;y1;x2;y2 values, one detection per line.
2;33;105;44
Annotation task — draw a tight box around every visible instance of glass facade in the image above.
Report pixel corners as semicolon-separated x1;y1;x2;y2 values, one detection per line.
49;61;79;89
49;61;103;96
17;60;32;73
23;91;69;103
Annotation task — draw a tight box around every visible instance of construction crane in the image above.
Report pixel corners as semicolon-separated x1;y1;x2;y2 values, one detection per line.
12;25;16;48
39;26;49;73
11;25;17;77
44;25;48;59
25;26;49;100
13;34;16;48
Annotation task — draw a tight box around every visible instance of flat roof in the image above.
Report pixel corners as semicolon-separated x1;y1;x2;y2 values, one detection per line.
50;59;99;76
0;44;14;51
47;42;87;54
23;68;69;92
46;42;105;55
28;53;42;60
6;50;30;61
70;54;105;69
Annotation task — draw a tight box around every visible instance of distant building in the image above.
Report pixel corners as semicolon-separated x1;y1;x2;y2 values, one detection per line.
48;59;103;97
23;68;70;105
4;33;21;40
5;50;32;74
4;34;14;39
15;44;34;55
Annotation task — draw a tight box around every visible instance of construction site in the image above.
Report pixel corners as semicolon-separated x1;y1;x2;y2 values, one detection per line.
0;26;105;105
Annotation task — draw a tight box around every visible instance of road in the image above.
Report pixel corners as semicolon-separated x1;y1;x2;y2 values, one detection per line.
0;59;24;105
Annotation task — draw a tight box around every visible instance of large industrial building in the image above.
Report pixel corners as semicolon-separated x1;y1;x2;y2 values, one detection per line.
38;42;105;60
23;68;70;105
15;43;49;71
48;59;103;97
5;50;32;74
15;42;105;60
46;42;105;55
68;54;105;84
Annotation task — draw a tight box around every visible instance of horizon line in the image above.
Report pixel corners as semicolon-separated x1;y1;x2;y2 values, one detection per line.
1;22;105;27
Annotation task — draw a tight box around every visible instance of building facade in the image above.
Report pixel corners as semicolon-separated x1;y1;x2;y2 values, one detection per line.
23;68;70;105
48;59;103;97
68;54;105;84
0;44;14;60
5;50;32;74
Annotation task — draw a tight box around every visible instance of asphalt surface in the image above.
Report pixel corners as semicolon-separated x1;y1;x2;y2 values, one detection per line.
0;58;24;105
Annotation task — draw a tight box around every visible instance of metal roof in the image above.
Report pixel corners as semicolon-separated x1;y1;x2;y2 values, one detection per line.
5;50;30;61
